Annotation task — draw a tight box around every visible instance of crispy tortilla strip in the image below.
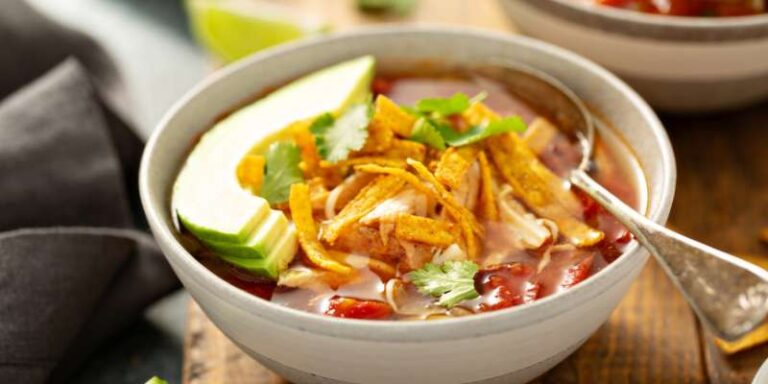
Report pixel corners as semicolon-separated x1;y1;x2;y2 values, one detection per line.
372;95;417;137
406;159;482;259
236;154;265;193
463;101;500;126
321;175;406;244
477;151;499;221
294;125;321;175
360;97;397;153
380;139;426;162
355;163;482;233
523;117;559;155
321;156;406;169
715;253;768;354
356;161;483;259
353;165;437;206
289;183;352;275
395;213;454;246
332;173;377;212
716;323;768;355
406;159;482;234
307;177;330;211
487;133;603;247
435;146;479;190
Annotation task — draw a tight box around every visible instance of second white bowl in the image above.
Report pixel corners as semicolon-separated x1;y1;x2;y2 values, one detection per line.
501;0;768;113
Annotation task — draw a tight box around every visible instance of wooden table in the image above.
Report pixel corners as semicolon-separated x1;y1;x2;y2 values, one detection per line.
182;1;768;382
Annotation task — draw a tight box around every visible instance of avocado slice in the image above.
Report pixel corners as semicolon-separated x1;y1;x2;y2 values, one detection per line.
173;56;375;278
219;226;298;279
202;210;289;259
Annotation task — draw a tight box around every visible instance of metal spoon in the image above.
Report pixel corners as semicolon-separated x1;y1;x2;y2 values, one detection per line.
477;60;768;341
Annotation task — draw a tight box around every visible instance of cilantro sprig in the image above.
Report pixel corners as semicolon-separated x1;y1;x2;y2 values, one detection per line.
406;92;527;149
259;142;303;205
416;92;471;116
409;260;480;308
310;103;371;163
436;116;526;147
409;118;446;150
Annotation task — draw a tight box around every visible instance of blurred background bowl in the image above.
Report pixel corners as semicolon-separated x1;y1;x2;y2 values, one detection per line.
499;0;768;113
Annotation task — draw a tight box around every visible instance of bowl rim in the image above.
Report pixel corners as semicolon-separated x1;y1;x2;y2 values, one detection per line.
140;25;676;342
547;0;768;29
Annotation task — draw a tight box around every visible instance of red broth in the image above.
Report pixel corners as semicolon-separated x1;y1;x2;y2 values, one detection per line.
594;0;766;17
180;74;645;320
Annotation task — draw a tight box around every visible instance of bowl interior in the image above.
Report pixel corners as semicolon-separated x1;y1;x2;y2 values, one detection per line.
140;27;676;340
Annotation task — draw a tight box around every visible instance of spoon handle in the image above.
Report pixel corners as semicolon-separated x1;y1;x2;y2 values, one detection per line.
570;169;768;341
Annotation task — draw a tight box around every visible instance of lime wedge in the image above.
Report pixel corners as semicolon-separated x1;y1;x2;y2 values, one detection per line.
185;0;328;63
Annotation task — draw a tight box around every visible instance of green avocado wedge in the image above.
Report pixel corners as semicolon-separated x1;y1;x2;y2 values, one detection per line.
172;56;376;279
219;227;298;279
201;210;289;259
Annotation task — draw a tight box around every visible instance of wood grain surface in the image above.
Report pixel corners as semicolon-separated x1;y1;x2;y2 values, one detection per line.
182;1;768;383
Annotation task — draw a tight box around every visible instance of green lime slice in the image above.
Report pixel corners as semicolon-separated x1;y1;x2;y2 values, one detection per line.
185;0;328;63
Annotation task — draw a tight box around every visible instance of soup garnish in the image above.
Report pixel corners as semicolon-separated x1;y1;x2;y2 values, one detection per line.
593;0;766;17
173;57;639;320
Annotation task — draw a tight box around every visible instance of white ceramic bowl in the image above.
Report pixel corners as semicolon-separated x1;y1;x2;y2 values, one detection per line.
500;0;768;113
140;27;676;384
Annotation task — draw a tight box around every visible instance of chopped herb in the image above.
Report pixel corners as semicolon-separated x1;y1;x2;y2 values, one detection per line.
409;260;480;308
409;118;446;150
416;92;471;116
310;104;371;163
259;142;303;205
437;116;527;147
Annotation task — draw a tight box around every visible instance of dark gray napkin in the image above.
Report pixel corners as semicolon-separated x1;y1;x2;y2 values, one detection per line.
0;2;179;383
0;0;130;125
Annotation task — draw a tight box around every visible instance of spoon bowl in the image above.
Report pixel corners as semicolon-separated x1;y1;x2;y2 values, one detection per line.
486;60;768;341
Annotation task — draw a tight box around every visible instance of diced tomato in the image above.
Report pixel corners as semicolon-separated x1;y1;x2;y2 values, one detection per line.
476;264;540;312
561;256;594;289
573;188;600;223
325;296;393;320
595;211;632;262
372;77;394;96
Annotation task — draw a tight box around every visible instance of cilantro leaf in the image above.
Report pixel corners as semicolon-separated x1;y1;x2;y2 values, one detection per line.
310;104;371;163
259;142;303;205
409;260;480;308
409;118;446;150
436;116;527;147
416;93;471;116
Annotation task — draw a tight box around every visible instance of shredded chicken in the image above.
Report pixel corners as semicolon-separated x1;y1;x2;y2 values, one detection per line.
498;184;551;249
432;243;467;265
451;161;481;212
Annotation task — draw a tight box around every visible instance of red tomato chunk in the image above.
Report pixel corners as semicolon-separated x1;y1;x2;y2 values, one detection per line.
325;296;393;320
476;264;541;312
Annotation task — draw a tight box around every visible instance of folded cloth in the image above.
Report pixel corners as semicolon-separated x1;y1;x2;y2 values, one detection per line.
0;32;178;384
0;0;130;125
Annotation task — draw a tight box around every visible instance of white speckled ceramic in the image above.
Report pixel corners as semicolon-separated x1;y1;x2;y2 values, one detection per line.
500;0;768;113
140;27;676;384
